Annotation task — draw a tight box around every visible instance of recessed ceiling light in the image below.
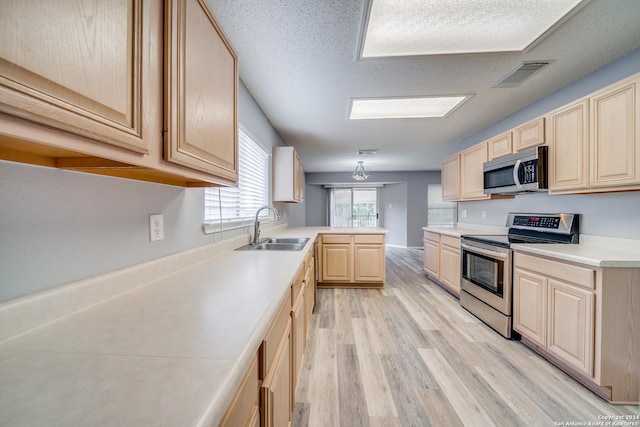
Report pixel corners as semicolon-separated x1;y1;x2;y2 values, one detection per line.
361;0;589;58
349;96;469;120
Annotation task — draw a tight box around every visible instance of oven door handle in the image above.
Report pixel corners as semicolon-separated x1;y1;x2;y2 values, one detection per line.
461;243;508;259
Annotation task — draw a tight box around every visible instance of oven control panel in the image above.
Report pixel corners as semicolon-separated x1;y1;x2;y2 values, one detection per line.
512;215;560;229
506;213;579;236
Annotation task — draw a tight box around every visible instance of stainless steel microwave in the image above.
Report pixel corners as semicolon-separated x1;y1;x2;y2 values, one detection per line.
483;146;548;195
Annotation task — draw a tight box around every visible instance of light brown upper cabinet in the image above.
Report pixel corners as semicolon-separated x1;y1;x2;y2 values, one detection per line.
589;76;640;189
442;141;505;201
0;0;239;187
547;99;590;192
487;131;513;160
460;141;490;200
273;146;304;203
513;117;545;152
441;153;461;201
487;118;545;161
165;0;238;182
0;0;148;154
548;73;640;194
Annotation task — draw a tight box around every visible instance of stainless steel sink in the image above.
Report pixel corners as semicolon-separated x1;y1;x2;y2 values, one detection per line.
236;237;309;251
264;238;309;245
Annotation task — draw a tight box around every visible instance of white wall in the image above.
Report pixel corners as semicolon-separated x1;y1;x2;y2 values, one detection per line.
0;81;286;302
457;48;640;238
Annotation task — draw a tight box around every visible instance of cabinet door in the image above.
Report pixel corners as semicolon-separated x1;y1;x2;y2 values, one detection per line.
0;0;148;154
547;279;595;377
354;244;385;282
321;244;353;282
261;328;292;427
294;154;304;202
514;117;545;151
439;244;461;295
487;131;513;160
220;354;260;427
513;268;547;346
441;154;461;201
273;146;304;202
303;262;315;341
291;289;305;403
165;0;238;181
423;239;440;278
547;100;590;192
590;79;640;189
460;142;489;200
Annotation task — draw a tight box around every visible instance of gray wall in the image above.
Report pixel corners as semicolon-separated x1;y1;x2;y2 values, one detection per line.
0;81;286;302
302;171;441;247
457;48;640;239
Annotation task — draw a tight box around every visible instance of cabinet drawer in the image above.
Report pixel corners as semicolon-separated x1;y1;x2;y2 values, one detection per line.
322;234;352;244
441;235;461;249
514;252;595;290
354;234;384;244
423;231;440;243
262;288;292;376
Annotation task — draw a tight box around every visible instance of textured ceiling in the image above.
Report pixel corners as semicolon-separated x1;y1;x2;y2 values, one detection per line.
205;0;640;173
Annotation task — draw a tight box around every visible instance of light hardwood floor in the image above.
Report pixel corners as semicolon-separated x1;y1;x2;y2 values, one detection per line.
293;247;639;426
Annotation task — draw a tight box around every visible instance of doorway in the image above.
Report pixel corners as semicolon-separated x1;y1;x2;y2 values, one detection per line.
329;188;379;227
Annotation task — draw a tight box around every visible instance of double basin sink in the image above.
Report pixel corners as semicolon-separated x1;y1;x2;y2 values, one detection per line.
236;237;310;251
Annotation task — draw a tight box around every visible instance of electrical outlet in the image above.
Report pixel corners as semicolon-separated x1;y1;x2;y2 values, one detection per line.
462;210;467;218
481;210;487;220
149;214;164;242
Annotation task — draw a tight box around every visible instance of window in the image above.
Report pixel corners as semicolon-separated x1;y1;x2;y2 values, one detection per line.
427;184;457;226
204;129;269;227
329;188;378;227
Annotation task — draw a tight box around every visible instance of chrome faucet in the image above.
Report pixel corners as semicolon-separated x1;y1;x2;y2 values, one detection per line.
252;205;281;244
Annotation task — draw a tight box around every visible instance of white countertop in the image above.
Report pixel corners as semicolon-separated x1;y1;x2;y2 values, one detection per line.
512;234;640;267
0;226;387;427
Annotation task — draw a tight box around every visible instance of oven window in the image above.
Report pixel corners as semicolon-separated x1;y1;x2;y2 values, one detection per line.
462;251;503;295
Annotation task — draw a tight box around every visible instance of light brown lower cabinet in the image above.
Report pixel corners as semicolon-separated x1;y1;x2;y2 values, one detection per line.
262;325;291;427
291;282;305;408
219;353;260;427
318;234;385;288
513;251;639;404
224;244;316;425
422;230;461;297
439;237;461;296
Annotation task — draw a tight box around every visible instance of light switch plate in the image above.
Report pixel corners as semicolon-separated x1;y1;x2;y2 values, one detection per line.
149;214;164;241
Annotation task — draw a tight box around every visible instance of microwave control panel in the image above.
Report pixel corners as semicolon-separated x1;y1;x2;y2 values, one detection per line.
520;160;538;184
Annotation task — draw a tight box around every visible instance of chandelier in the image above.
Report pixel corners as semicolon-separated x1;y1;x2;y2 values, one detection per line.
352;160;369;181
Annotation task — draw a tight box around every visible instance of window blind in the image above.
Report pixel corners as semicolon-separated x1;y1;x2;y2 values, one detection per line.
204;129;269;223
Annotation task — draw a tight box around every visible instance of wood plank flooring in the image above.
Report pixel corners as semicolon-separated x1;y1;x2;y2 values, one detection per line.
293;246;639;426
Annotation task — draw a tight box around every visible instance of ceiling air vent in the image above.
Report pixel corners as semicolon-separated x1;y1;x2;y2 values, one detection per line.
357;149;378;155
493;61;551;88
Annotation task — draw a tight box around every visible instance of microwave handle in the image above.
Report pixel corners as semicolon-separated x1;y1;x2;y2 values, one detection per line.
513;159;523;190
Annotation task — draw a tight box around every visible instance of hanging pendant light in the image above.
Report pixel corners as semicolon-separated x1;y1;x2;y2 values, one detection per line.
352;160;369;181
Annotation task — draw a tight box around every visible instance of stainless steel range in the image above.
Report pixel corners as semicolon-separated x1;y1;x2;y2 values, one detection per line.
460;213;579;339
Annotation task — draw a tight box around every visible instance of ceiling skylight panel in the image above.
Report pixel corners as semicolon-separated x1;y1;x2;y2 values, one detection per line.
350;96;469;120
361;0;588;57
